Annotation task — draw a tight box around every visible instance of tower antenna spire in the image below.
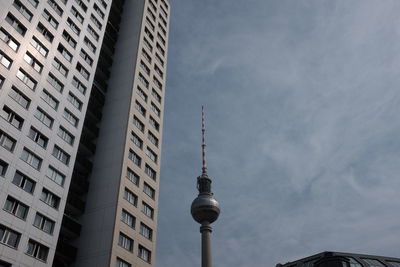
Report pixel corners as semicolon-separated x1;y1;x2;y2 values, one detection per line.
192;106;220;267
201;105;207;175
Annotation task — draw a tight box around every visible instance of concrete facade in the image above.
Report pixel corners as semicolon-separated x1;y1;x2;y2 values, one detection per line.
0;0;169;266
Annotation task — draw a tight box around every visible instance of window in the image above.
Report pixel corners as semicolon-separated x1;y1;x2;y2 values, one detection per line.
143;38;153;52
0;224;21;249
66;17;81;35
138;245;151;263
42;9;58;29
26;239;49;262
146;147;157;163
70;6;84;23
143;182;155;199
0;75;4;88
58;44;72;62
28;127;48;148
347;257;363;267
13;0;33;21
155;53;164;67
116;258;131;267
90;14;102;30
41;89;59;110
84;37;96;53
21;148;42;170
149;116;159;131
302;259;317;267
147;8;156;21
156;42;165;56
52;58;68;77
36;22;54;42
128;149;141;167
63;109;79;127
133;116;144;132
80;49;94;66
12;171;35;194
141;202;154;219
161;0;169;10
72;76;87;95
154;64;164;78
140;223;153;240
160;5;168;19
136;86;147;102
30;36;48;57
142;49;151;63
93;4;105;19
23;52;43;73
4;196;29;220
75;0;88;12
140;60;150;75
0;51;12;69
52;145;70;165
158;23;167;36
149;0;156;12
131;132;143;149
118;233;133;252
159;13;167;27
0;160;8;177
361;259;385;267
27;0;39;8
0;28;19;51
2;106;24;129
5;13;27;36
146;17;155;31
121;209;135;228
135;101;146;116
68;92;83;110
17;68;36;90
40;188;60;209
151;102;161;117
124;188;137;206
126;168;139;185
153;77;163;91
157;32;166;46
48;0;63;16
9;86;30;109
58;126;74;145
35;108;53;128
144;27;154;41
76;63;90;80
145;164;156;180
46;166;65;186
62;30;77;48
0;131;16;152
148;131;159;147
100;0;107;9
152;89;162;103
387;261;400;267
138;73;149;88
87;25;99;41
33;213;55;234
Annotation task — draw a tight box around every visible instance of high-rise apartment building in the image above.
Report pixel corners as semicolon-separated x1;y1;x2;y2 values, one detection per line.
0;0;169;266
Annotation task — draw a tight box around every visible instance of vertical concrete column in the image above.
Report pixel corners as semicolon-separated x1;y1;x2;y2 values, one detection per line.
200;223;213;267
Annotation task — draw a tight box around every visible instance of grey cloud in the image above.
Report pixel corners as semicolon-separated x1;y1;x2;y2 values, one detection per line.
157;0;400;266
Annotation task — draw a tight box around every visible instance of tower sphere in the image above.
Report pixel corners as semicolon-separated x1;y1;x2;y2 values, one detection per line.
191;194;220;224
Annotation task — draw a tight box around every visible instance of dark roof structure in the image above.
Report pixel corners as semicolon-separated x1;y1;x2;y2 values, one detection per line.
276;251;400;267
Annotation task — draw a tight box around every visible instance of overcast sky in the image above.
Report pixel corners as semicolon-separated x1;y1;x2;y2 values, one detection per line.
156;1;400;266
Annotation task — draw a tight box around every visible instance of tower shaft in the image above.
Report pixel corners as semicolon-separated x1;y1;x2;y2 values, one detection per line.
200;223;213;267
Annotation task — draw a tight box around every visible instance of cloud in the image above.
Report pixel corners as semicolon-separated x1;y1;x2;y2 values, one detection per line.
157;1;400;266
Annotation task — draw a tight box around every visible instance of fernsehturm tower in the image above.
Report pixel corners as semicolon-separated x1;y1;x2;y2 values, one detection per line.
191;106;220;267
